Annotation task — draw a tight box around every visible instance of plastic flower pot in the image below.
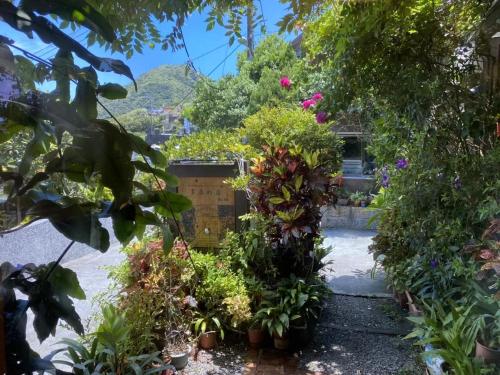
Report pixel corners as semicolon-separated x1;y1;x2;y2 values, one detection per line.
248;327;265;348
166;345;192;371
273;333;289;350
475;340;500;365
360;200;367;208
290;324;311;348
199;331;217;350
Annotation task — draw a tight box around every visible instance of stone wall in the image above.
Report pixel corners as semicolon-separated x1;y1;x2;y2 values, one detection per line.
320;205;380;230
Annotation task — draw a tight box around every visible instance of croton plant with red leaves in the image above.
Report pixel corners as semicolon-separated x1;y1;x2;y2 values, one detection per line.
249;144;337;277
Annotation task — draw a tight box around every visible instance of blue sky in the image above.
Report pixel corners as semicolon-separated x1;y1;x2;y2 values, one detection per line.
0;1;295;89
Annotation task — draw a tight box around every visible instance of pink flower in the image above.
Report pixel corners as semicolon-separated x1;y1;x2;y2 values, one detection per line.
302;99;317;110
316;112;328;124
312;92;324;101
280;76;291;89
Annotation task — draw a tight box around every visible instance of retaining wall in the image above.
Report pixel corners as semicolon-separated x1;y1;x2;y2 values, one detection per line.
321;205;380;230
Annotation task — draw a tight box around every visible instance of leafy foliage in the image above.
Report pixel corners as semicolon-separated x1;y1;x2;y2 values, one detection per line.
248;144;336;277
163;129;255;161
241;106;343;174
187;75;255;130
54;305;172;375
303;0;500;371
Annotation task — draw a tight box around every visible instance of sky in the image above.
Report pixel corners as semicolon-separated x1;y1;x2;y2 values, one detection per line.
0;1;296;89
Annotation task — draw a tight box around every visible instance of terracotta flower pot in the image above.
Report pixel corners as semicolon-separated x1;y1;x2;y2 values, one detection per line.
394;291;408;309
248;327;265;348
475;340;500;365
199;331;217;350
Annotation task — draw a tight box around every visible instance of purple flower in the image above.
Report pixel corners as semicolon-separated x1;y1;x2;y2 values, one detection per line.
395;158;408;170
316;112;328;124
453;175;462;190
430;259;438;269
380;167;390;188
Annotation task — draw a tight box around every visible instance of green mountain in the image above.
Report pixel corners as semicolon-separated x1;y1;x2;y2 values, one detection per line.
99;64;197;131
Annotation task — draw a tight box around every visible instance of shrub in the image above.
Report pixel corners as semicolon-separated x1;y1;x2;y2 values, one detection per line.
241;106;343;174
248;144;336;277
163;129;255;161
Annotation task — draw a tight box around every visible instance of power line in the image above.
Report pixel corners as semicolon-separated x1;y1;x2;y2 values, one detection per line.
39;30;89;59
258;0;267;29
171;43;242;111
32;29;85;56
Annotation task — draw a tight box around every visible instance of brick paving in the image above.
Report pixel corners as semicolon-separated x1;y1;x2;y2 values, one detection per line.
243;349;324;375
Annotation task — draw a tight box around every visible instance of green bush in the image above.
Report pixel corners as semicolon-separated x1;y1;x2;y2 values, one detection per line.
163;129;256;161
241;106;343;174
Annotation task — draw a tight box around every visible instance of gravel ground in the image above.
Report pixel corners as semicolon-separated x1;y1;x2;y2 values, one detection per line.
300;295;425;375
182;342;246;375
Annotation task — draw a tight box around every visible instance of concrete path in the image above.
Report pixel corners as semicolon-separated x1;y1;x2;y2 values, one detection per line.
1;218;118;265
23;242;125;358
321;228;390;297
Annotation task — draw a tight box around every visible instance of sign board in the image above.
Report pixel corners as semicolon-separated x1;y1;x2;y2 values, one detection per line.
169;162;248;248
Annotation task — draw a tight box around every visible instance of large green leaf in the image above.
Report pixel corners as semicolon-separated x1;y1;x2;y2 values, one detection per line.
129;134;167;168
52;49;75;104
0;2;136;88
47;263;86;300
72;67;98;120
27;200;110;251
154;191;192;218
132;161;179;187
97;83;128;100
21;0;116;43
112;205;136;245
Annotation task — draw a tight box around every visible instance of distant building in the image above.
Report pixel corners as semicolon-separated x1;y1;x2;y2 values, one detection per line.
145;107;185;145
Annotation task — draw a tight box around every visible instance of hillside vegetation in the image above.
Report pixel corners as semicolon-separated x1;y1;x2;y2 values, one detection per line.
100;65;197;132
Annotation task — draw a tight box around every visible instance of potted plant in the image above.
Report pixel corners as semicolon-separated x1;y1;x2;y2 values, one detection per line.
254;299;295;350
336;188;349;206
476;309;500;365
193;312;224;350
349;191;365;207
163;330;192;371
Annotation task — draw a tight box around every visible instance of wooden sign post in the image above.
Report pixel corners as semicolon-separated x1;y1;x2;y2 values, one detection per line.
169;161;248;248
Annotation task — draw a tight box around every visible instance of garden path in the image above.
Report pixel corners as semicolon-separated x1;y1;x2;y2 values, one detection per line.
212;229;424;375
22;244;125;358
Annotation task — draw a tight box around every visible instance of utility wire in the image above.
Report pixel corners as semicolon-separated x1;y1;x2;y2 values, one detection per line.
258;0;267;29
171;43;241;111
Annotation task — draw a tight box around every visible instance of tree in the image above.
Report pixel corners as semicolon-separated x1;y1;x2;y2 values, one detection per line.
0;2;191;372
188;35;303;130
188;75;255;130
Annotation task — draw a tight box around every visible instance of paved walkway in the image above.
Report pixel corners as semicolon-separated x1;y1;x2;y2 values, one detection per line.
24;244;124;357
239;229;422;375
